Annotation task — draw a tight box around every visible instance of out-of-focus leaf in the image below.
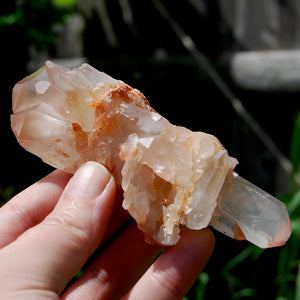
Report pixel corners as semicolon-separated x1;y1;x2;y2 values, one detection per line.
295;261;300;300
0;8;23;26
288;190;300;217
52;0;77;7
222;246;254;274
196;272;209;300
290;112;300;188
0;185;15;206
232;288;255;300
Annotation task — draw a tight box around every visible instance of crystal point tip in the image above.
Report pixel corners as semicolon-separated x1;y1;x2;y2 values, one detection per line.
211;173;292;248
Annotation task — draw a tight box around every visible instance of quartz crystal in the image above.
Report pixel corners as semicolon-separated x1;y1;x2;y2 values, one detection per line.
11;61;291;247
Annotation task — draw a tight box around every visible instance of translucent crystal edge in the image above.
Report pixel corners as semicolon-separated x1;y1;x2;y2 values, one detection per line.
211;173;292;248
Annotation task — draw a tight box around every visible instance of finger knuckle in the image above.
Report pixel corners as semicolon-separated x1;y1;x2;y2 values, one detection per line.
44;213;92;247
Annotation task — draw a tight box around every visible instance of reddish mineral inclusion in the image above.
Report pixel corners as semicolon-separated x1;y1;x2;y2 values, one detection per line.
11;61;291;247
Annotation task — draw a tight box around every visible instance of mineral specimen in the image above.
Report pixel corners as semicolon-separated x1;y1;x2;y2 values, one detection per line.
11;61;291;247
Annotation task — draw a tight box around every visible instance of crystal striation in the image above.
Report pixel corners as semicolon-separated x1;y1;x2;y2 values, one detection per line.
11;61;291;247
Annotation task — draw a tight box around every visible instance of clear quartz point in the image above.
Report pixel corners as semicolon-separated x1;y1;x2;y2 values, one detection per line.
10;61;292;247
211;172;291;248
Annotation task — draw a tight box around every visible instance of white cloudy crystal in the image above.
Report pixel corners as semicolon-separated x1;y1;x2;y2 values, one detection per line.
11;61;291;247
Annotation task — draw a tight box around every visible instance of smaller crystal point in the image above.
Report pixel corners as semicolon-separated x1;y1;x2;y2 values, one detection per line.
210;173;291;248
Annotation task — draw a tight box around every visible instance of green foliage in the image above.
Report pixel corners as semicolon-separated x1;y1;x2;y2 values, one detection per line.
0;0;76;49
51;0;77;7
184;272;210;300
220;244;263;299
0;8;23;26
196;272;209;300
0;185;15;207
74;269;83;279
290;112;300;190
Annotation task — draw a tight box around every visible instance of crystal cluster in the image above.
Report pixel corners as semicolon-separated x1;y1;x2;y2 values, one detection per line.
11;61;291;247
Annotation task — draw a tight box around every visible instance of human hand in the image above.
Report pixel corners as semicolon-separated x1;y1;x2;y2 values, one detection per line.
0;161;215;299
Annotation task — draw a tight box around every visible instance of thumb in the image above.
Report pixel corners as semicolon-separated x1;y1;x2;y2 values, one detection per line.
0;162;116;297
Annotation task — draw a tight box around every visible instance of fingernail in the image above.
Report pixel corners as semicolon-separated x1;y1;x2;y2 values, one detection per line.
66;162;112;199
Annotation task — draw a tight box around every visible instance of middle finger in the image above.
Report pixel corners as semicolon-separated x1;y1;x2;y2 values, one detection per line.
61;222;161;299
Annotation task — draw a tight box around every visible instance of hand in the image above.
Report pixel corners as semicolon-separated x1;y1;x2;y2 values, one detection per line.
0;161;215;299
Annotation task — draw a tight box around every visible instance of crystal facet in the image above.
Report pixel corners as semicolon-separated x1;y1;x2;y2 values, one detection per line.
11;61;291;247
211;173;291;248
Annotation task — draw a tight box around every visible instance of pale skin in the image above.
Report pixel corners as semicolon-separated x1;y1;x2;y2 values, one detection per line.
0;161;215;299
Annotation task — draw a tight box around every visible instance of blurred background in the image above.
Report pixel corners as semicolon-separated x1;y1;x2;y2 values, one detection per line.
1;0;300;299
